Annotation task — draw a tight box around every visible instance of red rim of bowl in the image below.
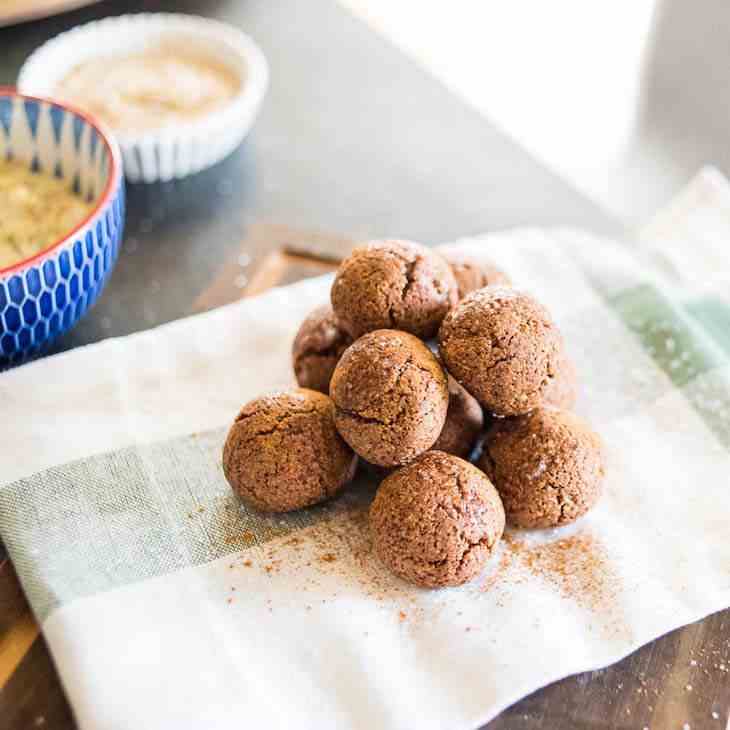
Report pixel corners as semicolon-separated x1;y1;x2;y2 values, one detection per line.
0;86;122;277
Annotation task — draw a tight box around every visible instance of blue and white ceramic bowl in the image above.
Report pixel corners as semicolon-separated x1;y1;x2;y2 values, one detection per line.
0;89;124;368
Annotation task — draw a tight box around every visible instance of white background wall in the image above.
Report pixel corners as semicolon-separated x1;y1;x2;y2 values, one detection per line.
339;0;730;227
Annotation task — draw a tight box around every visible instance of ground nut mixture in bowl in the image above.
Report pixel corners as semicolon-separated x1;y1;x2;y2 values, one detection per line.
18;13;268;182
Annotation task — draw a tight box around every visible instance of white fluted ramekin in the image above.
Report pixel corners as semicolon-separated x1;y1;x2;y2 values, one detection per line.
18;13;268;183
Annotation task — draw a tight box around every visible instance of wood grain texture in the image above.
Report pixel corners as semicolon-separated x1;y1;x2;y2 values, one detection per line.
0;559;28;635
193;224;348;314
0;613;39;689
0;559;39;691
0;635;75;730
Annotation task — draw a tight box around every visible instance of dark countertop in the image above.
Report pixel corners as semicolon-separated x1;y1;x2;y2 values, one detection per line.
0;0;620;352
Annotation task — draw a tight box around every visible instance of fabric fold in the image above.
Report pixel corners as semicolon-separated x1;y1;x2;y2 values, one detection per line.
1;169;730;730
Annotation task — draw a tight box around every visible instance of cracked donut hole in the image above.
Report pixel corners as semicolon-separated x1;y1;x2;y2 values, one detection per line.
478;407;604;529
438;287;563;417
330;330;449;467
542;347;579;410
369;451;505;588
443;252;512;301
291;304;353;394
223;388;358;513
432;375;485;459
330;240;458;339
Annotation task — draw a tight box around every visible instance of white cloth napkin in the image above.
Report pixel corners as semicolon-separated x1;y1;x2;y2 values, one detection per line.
1;169;730;730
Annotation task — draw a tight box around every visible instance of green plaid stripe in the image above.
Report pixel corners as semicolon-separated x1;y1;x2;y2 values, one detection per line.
0;428;371;622
610;285;730;448
2;233;730;624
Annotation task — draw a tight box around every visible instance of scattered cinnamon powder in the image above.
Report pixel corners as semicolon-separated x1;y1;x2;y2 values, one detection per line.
217;493;297;551
221;495;629;642
480;539;519;592
224;503;433;627
481;530;624;622
225;530;257;546
518;532;619;613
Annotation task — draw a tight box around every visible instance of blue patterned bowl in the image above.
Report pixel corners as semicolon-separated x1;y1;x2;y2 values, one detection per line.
0;89;124;369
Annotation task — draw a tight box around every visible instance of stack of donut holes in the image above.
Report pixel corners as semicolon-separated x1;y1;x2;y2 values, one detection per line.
224;240;605;589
